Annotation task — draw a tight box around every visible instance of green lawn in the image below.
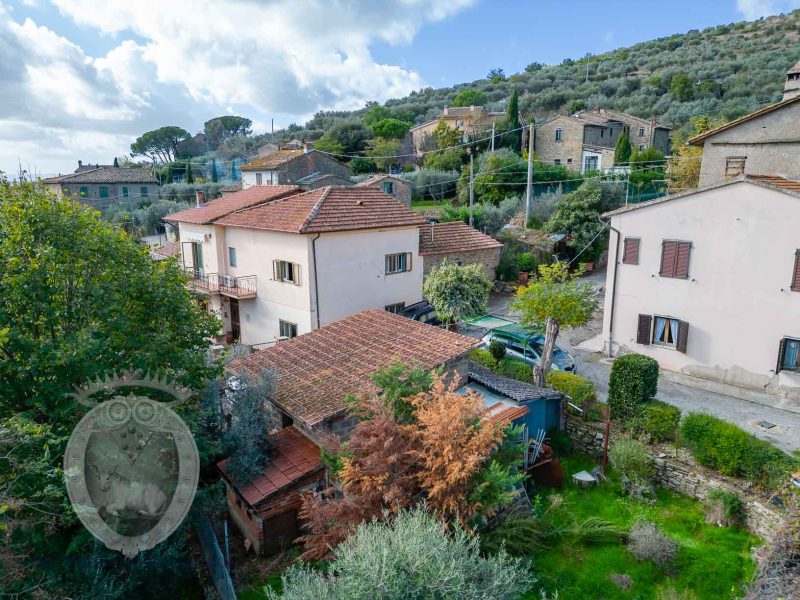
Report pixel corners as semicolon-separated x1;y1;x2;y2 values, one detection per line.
525;455;759;599
411;198;450;214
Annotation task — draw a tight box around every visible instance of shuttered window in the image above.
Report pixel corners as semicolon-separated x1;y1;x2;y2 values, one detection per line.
623;238;640;265
637;314;652;345
385;252;412;275
636;313;689;353
273;260;300;285
791;250;800;292
660;240;692;279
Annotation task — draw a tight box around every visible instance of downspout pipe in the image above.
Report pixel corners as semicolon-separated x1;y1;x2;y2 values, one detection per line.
599;215;620;357
311;234;321;329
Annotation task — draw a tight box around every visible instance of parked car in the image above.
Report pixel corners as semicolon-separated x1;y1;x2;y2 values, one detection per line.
400;300;440;326
481;323;576;372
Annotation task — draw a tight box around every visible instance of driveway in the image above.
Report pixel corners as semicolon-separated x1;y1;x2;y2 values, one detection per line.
486;273;800;455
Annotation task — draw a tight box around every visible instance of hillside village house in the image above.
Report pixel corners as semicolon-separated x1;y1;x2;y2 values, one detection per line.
689;61;800;187
535;108;670;172
42;161;159;207
354;174;413;207
239;144;351;189
418;221;503;280
410;105;507;154
165;186;427;346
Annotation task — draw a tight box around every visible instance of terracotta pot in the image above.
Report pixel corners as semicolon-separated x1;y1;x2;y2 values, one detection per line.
584;261;594;273
225;332;234;344
518;271;529;283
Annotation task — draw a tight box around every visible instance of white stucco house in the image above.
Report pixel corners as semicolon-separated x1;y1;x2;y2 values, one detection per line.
601;175;800;407
165;185;427;346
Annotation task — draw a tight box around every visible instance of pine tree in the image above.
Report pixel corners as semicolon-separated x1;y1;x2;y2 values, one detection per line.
614;128;632;165
210;158;218;182
113;157;119;168
505;86;521;152
185;160;194;184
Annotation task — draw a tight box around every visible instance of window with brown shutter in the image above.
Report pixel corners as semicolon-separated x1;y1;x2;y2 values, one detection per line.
623;238;640;265
791;250;800;291
660;240;692;278
637;314;652;345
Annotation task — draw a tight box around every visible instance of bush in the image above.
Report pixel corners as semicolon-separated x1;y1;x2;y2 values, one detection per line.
517;252;537;273
608;353;659;420
497;357;531;382
627;520;678;568
546;371;596;409
680;412;795;487
489;340;507;362
495;250;520;282
546;427;573;456
629;400;681;443
705;488;742;527
469;348;497;370
609;438;654;500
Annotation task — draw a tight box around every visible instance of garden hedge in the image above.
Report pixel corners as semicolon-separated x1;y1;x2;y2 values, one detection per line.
629;400;681;443
608;353;659;420
546;371;596;408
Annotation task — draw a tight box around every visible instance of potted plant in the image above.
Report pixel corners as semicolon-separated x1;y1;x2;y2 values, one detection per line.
517;252;537;283
225;331;234;344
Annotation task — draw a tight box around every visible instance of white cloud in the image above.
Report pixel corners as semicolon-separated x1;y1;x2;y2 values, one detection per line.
0;0;476;175
736;0;800;19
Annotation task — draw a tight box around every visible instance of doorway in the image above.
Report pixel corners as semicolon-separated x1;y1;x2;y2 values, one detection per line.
229;298;240;342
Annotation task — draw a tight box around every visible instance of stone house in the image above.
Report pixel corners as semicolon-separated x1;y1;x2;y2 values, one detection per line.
409;105;507;154
535;108;670;172
296;172;353;190
689;60;800;187
240;145;351;189
354;174;412;206
418;221;503;280
41;161;159;207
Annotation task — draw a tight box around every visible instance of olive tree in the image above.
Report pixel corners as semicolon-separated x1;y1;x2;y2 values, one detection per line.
422;260;492;329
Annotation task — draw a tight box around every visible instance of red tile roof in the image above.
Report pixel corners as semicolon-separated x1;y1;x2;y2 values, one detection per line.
228;309;480;427
419;221;503;256
216;186;427;234
240;148;304;171
218;426;322;506
163;185;300;224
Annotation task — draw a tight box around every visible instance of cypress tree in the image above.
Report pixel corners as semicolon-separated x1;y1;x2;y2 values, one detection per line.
211;158;218;182
113;157;119;168
505;86;521;152
185;160;194;184
614;129;632;165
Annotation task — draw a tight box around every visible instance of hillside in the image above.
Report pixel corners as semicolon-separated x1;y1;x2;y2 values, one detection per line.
282;10;800;142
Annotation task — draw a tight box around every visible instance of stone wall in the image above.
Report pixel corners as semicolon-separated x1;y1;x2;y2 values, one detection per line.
563;414;784;541
422;247;503;281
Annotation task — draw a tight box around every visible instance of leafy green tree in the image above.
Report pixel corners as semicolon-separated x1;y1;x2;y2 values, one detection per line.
370;361;434;422
271;507;534;599
324;119;373;154
459;149;526;206
314;135;345;155
670;73;695;102
451;89;487;107
512;262;598;386
422;260;492;328
203;115;252;147
504;86;521;152
614;128;632;165
544;180;607;260
350;156;378;174
369;118;412;139
568;99;586;114
130;126;190;164
366;137;401;171
487;68;506;82
363;104;391;128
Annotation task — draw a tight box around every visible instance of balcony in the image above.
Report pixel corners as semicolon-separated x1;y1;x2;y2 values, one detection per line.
184;269;257;299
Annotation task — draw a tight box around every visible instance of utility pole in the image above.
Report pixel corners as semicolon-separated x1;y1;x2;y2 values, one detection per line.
490;121;495;152
468;152;475;228
524;123;534;226
585;52;591;83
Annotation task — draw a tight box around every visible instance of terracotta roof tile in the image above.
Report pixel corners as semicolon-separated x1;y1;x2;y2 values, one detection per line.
218;426;322;506
240;148;305;171
163;185;300;224
216;186;427;233
746;175;800;192
42;167;158;185
228;309;480;426
419;221;503;255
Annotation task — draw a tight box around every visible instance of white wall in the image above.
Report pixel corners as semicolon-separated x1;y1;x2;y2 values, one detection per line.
241;170;278;189
314;227;424;326
603;181;800;400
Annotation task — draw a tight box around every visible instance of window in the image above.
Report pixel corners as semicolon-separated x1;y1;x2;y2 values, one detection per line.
228;247;237;268
273;260;300;284
122;186;129;198
636;314;689;353
385;302;405;314
62;187;71;197
140;186;149;198
659;240;692;279
584;155;599;172
385;252;412;274
383;181;394;195
778;338;800;372
639;144;646;151
456;119;464;128
279;320;298;339
555;128;563;141
567;158;573;164
725;156;746;177
600;129;605;138
638;127;645;137
79;186;88;197
791;250;800;291
554;159;562;165
622;238;640;265
99;186;109;198
256;172;263;185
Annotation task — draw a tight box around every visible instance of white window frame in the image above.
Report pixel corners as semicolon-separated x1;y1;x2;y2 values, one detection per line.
385;302;406;314
279;320;298;339
255;172;263;185
652;315;680;349
273;260;300;285
228;247;237;268
385;252;412;275
638;127;645;137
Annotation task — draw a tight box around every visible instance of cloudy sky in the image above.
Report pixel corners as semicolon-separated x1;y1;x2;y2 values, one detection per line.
1;0;798;176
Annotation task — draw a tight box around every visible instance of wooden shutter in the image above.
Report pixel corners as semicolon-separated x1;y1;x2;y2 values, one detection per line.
791;250;800;291
676;320;690;353
637;314;652;345
659;241;677;277
777;338;787;373
623;238;640;265
294;264;301;286
675;242;692;279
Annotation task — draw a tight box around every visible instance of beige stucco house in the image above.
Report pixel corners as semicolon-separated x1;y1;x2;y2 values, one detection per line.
689;61;800;187
601;176;800;407
409;105;506;154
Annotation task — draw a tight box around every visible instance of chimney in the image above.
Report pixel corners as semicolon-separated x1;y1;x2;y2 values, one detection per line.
303;141;314;154
195;191;206;207
78;160;82;168
443;107;449;116
783;60;800;101
470;105;476;112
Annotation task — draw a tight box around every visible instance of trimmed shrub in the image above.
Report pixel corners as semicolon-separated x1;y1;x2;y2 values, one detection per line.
608;353;659;420
680;412;795;488
627;520;678;568
488;340;507;362
609;438;654;500
546;371;596;409
469;348;497;370
497;357;532;382
629;400;681;443
517;252;537;273
705;488;742;527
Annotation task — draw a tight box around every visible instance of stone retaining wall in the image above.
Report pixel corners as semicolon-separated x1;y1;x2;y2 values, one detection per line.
563;415;784;541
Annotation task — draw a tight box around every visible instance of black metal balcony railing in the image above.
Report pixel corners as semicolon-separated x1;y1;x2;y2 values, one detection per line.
183;269;257;299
